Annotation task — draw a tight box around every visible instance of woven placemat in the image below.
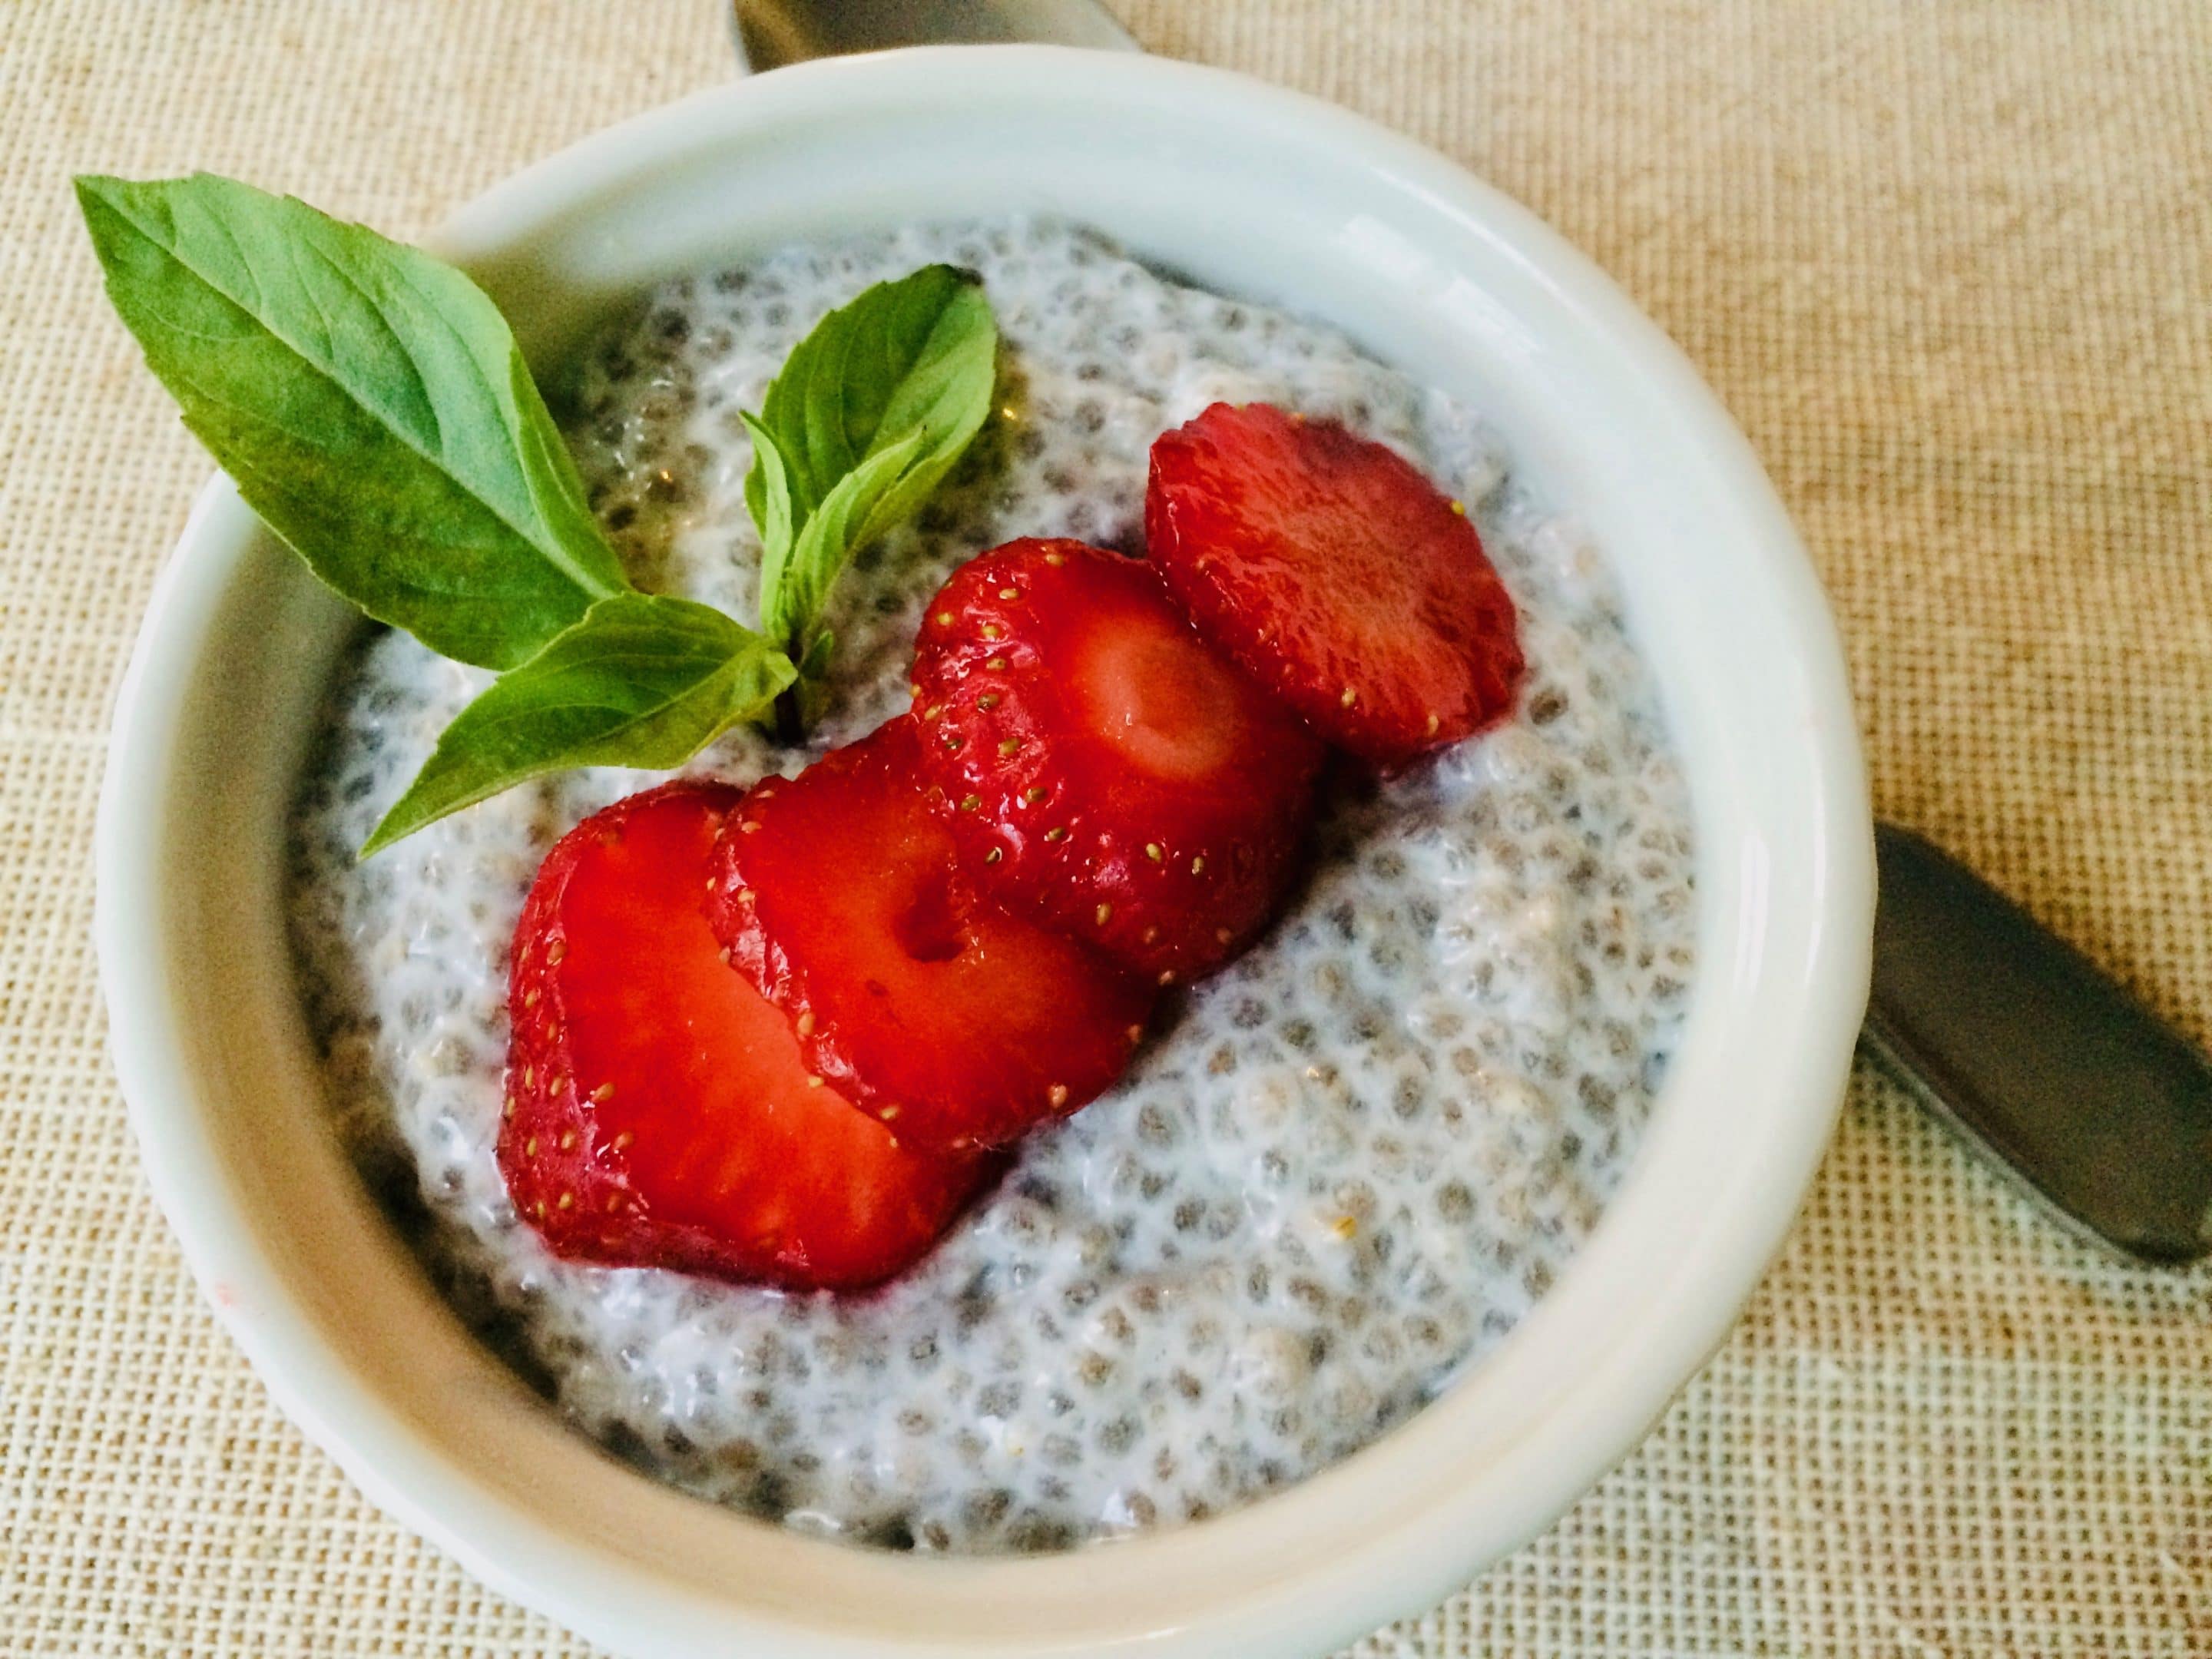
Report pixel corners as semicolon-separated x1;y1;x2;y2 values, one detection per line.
5;2;2208;1653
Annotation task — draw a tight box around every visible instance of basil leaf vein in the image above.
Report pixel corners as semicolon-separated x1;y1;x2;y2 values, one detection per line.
78;172;627;670
361;594;796;856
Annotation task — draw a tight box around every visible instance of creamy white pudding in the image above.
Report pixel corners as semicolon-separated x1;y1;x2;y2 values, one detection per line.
286;219;1696;1555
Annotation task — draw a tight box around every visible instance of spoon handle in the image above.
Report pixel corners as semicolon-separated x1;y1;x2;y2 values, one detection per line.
731;0;1137;72
1867;822;2212;1264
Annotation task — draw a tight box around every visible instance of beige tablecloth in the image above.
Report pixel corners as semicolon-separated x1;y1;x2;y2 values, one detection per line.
6;2;2210;1653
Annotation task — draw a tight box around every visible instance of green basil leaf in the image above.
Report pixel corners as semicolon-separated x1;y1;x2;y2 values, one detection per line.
360;594;796;857
743;263;997;660
762;430;924;651
740;412;796;616
77;172;627;670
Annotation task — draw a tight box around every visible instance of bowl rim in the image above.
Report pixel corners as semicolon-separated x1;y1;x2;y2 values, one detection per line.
95;43;1873;1659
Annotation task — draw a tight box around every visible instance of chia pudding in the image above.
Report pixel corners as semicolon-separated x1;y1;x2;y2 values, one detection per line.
286;219;1697;1555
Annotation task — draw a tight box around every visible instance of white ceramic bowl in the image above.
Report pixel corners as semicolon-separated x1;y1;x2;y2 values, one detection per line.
96;45;1873;1659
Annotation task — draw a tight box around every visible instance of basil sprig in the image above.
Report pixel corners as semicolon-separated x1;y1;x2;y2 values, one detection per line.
79;172;1000;855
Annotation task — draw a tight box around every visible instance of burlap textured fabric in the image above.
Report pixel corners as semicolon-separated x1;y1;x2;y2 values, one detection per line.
6;1;2208;1652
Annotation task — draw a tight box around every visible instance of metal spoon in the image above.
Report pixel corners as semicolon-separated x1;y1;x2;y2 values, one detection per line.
1866;824;2212;1263
731;0;1135;68
725;0;2212;1265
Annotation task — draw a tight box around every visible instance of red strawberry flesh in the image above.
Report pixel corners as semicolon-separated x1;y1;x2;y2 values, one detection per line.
501;779;995;1291
912;538;1323;979
1146;402;1525;767
705;717;1154;1153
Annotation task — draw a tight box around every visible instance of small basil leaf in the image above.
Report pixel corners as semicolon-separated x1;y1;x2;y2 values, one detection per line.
740;412;796;615
744;264;997;661
746;265;994;520
843;278;998;545
360;594;795;857
77;173;627;671
762;430;924;651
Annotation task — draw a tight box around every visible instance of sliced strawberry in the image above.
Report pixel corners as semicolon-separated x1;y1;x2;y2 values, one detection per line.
502;779;997;1291
910;538;1323;980
705;718;1154;1152
1146;402;1525;767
